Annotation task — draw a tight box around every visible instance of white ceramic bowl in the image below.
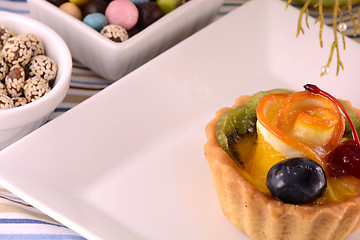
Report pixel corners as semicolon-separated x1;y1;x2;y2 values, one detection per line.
27;0;223;81
0;11;72;150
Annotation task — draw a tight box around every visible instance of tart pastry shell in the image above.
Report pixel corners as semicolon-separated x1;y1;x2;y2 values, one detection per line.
204;95;360;240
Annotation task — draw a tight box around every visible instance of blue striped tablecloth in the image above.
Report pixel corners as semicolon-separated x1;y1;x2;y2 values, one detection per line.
0;0;359;239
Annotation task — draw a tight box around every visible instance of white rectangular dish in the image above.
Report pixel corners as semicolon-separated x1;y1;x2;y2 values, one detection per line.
0;0;360;239
27;0;223;81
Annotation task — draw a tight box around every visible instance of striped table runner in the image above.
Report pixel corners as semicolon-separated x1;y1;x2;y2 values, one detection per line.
0;0;359;239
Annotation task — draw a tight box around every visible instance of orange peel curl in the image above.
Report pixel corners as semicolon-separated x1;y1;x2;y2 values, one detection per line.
256;91;345;167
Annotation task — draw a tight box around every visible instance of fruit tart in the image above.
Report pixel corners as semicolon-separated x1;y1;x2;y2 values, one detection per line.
204;84;360;240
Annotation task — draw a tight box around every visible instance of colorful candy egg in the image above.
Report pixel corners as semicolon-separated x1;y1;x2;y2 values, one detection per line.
105;0;139;30
83;13;108;31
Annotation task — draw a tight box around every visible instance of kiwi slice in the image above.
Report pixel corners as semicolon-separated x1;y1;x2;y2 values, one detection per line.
246;89;294;124
216;104;248;161
216;89;293;166
339;100;360;139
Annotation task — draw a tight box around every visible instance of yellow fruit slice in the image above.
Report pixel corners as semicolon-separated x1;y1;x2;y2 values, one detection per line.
316;176;360;204
247;124;286;183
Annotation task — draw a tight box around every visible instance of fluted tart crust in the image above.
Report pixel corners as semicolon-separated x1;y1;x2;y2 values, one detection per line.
204;95;360;240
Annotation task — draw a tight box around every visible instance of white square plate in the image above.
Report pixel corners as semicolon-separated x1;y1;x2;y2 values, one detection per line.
0;0;359;239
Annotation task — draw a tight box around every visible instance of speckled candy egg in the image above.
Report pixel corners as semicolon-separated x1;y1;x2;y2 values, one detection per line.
28;55;58;86
18;33;45;57
60;2;83;20
24;77;51;102
5;65;26;98
105;0;139;30
100;24;129;42
0;57;8;81
83;13;108;32
0;25;15;51
0;94;14;110
2;36;32;67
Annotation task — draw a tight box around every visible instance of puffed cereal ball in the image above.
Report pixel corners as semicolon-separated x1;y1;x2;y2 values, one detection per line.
0;25;58;109
100;24;129;42
5;65;26;98
0;82;7;96
0;56;8;81
28;55;58;85
2;36;33;67
24;77;51;102
18;33;45;57
0;94;14;110
12;96;27;107
0;25;15;51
